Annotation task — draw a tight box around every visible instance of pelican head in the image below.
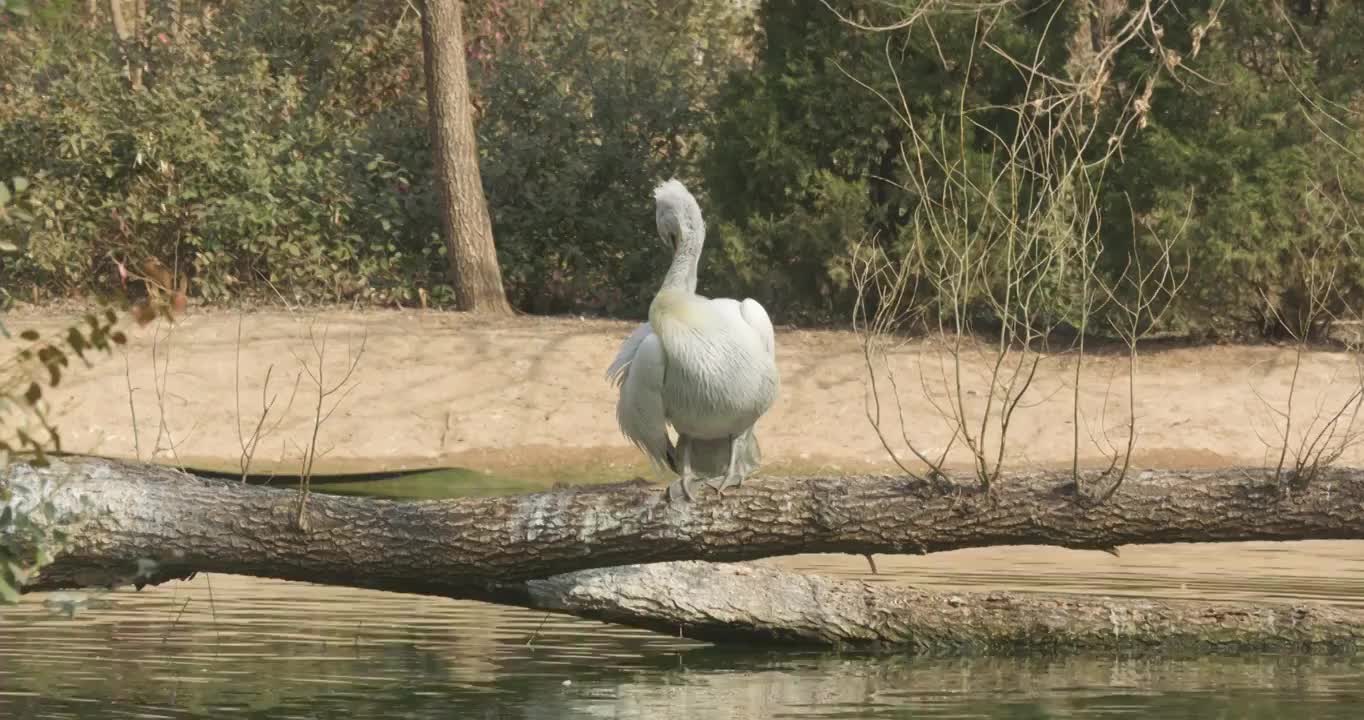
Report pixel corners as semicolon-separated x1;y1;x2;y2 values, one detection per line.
653;179;705;254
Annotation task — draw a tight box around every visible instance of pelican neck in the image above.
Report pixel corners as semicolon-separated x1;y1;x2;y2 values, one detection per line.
659;222;703;294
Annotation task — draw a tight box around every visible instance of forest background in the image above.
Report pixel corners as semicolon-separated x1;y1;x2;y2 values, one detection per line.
2;0;1362;340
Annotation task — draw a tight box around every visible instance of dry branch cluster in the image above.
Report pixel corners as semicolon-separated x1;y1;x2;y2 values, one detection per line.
119;311;367;525
843;0;1364;501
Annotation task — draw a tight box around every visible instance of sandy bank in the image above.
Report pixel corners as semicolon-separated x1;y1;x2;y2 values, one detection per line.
4;305;1360;479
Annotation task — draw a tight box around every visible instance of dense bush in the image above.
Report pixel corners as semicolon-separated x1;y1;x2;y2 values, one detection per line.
0;1;441;306
3;0;1363;336
473;0;748;315
701;0;1071;325
0;0;747;316
1101;2;1364;337
703;0;1364;335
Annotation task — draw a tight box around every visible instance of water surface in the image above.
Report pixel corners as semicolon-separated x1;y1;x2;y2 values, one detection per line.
5;473;1364;718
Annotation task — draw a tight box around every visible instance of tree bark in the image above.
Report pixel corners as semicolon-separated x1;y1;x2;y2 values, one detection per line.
108;0;143;91
418;0;513;315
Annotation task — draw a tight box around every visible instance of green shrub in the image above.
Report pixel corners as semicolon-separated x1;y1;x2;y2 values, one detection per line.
1100;2;1364;338
1;0;752;315
701;0;1364;335
0;8;447;306
4;0;1362;336
472;0;748;316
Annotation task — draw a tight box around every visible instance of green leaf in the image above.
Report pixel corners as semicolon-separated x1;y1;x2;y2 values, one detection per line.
67;328;90;362
10;177;28;194
0;578;19;605
0;183;10;207
5;560;26;581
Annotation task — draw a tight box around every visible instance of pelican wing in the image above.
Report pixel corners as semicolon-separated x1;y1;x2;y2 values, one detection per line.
705;297;776;358
739;298;776;359
613;330;674;471
736;299;774;471
606;322;653;387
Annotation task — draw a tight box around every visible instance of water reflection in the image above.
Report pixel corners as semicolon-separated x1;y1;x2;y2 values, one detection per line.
4;569;1364;718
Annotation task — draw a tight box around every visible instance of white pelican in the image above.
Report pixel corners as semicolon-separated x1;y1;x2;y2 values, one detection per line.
607;179;779;502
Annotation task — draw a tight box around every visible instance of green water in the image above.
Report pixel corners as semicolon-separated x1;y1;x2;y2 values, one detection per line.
5;474;1364;718
318;467;595;499
190;464;631;499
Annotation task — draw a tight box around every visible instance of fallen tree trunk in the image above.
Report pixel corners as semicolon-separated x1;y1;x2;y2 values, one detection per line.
7;456;1364;653
528;562;1364;654
13;456;1364;587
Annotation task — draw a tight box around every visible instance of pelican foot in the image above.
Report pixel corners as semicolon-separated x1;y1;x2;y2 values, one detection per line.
664;441;701;504
705;471;746;497
665;475;698;504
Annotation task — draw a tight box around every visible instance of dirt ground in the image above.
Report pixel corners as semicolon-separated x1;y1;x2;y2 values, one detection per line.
6;304;1364;479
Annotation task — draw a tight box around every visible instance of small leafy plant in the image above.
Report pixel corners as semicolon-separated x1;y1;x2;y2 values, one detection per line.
0;310;127;603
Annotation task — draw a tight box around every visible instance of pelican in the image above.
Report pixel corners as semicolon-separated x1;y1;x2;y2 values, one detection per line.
607;179;779;502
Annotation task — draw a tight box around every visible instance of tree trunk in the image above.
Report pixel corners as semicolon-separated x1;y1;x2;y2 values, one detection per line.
108;0;143;91
9;456;1364;653
168;0;183;41
418;0;513;315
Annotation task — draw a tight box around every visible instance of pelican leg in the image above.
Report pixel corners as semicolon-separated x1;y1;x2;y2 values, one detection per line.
665;441;698;503
707;434;747;497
